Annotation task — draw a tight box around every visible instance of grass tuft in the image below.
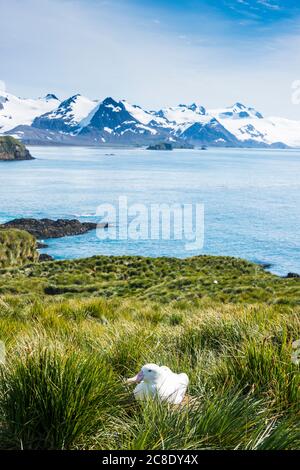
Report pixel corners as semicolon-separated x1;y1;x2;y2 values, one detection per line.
0;254;299;449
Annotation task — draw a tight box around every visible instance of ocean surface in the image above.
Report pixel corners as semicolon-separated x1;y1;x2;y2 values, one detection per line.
0;146;299;276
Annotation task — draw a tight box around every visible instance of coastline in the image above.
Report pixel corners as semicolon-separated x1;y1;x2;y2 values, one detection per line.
1;146;300;277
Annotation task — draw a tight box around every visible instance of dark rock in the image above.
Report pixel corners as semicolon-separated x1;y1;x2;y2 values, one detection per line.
78;97;171;145
39;253;54;262
33;94;82;133
88;97;137;131
37;242;49;248
147;142;173;151
0;136;34;161
3;218;108;239
173;143;194;149
44;93;59;101
257;261;272;270
286;272;300;279
179;118;240;147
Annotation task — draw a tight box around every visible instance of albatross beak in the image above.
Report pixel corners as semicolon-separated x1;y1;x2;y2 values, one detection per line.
126;370;144;384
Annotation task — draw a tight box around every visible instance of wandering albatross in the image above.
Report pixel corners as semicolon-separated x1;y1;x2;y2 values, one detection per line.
126;363;189;405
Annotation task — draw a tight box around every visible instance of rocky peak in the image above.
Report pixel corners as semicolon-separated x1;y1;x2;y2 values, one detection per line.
44;93;59;101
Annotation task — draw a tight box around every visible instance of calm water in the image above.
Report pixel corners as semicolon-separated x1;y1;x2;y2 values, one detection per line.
0;146;299;276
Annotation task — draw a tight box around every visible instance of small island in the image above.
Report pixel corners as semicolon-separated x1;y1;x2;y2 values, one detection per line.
0;136;34;161
146;142;194;151
146;142;173;151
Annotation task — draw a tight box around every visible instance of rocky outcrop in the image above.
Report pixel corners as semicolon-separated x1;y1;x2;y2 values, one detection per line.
2;218;108;239
286;272;300;279
147;142;173;150
37;242;49;249
0;136;34;161
39;253;54;262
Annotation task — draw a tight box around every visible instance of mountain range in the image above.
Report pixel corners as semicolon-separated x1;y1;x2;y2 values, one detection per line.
1;90;300;148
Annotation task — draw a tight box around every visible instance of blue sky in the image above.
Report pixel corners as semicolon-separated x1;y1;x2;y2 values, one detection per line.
1;0;300;118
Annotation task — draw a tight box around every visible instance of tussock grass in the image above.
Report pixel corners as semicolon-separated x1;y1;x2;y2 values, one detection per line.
0;343;123;449
1;254;300;304
0;229;38;269
0;255;299;449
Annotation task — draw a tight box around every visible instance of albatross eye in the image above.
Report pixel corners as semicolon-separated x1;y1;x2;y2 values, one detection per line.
148;369;152;372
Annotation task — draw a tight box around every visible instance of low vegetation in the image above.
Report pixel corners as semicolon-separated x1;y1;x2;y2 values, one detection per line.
1;254;300;304
0;229;38;269
0;254;299;449
0;136;33;161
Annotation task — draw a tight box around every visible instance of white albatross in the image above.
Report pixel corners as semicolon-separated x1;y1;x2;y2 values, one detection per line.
126;363;189;405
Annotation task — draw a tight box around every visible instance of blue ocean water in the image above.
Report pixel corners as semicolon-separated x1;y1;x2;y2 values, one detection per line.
0;146;299;276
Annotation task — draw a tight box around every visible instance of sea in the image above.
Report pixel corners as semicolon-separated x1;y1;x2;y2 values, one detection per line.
0;145;299;276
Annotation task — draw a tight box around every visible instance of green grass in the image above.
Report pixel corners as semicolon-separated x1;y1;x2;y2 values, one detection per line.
0;136;24;153
0;346;122;449
0;254;299;449
0;229;38;269
0;254;299;304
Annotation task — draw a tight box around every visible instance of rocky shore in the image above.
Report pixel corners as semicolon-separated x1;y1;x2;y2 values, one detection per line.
0;136;34;161
2;218;108;239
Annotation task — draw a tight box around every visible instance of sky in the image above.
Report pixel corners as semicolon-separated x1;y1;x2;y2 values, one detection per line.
1;0;300;118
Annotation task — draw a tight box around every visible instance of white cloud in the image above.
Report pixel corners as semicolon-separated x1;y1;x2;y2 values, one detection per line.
0;0;300;119
257;0;281;10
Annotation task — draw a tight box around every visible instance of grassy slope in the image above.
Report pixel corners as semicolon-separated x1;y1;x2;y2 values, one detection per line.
0;136;31;160
0;229;38;269
1;254;300;304
0;254;299;449
0;136;21;153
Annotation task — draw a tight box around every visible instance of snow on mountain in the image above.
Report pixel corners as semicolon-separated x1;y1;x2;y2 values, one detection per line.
0;92;59;133
154;103;237;147
121;100;168;127
177;117;240;147
208;103;300;147
3;90;300;148
85;97;138;132
265;117;300;147
32;94;98;133
79;97;166;143
209;102;263;121
156;103;206;126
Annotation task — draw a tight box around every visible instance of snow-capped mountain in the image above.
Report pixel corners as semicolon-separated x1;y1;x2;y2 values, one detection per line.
121;100;168;128
32;94;98;133
156;103;206;126
178;117;240;147
77;97;166;144
209;102;263;121
1;89;300;148
0;92;59;133
209;103;300;148
155;104;239;146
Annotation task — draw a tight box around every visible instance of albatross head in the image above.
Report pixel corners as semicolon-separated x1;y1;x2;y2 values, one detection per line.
126;363;162;384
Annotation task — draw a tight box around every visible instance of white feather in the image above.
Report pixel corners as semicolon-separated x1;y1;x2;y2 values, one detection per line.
129;364;189;405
